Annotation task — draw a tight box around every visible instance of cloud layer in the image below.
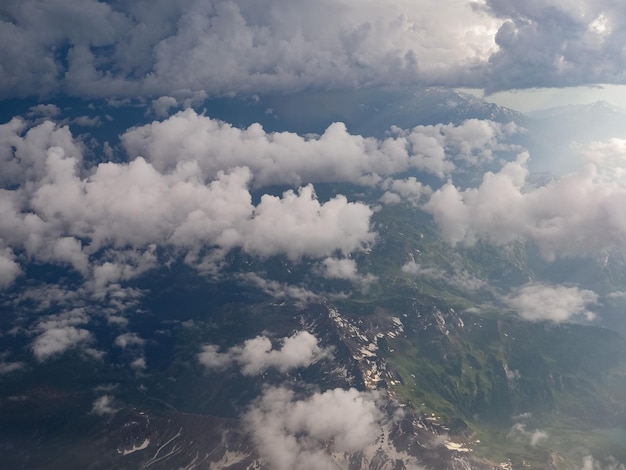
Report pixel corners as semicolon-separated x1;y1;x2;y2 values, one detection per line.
0;110;524;292
5;0;626;99
122;110;516;186
0;0;498;99
0;117;377;290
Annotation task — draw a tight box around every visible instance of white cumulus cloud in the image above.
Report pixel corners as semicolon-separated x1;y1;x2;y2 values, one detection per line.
198;331;333;376
32;326;93;362
424;153;626;259
0;118;376;287
121;110;517;186
114;332;145;349
505;283;598;323
91;395;119;416
0;247;22;289
244;386;383;470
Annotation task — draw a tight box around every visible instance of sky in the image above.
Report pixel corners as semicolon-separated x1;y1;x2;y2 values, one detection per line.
474;85;626;113
3;2;626;466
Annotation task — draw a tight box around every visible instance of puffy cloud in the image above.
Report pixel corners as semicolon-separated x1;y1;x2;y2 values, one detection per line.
90;248;158;291
402;261;442;277
29;237;90;276
424;153;626;258
0;247;22;288
0;119;376;287
199;331;332;376
91;395;119;416
239;186;375;260
0;109;524;306
114;333;145;349
529;430;548;447
0;118;82;187
1;0;135;96
478;0;626;92
379;177;432;206
130;357;147;370
122;111;408;186
28;308;97;362
318;258;377;291
144;0;495;94
321;257;358;279
122;110;516;186
392;119;519;176
504;283;598;322
72;161;253;252
244;386;382;470
508;422;548;448
197;344;233;370
379;191;403;205
150;96;179;118
6;0;626;97
35;308;89;331
575;138;626;183
114;333;146;370
32;326;93;362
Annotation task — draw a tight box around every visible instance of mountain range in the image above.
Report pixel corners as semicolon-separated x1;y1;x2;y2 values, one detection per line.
2;88;626;469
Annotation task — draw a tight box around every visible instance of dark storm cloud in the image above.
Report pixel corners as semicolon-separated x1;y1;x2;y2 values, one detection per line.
0;0;497;99
4;0;626;97
477;0;626;93
0;0;133;97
